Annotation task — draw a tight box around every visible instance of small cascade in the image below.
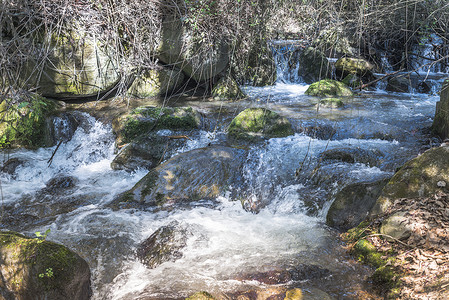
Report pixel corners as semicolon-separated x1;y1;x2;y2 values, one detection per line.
410;34;448;74
269;40;305;83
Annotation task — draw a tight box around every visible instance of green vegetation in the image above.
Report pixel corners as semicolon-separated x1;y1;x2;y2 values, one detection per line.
186;291;215;300
0;94;56;149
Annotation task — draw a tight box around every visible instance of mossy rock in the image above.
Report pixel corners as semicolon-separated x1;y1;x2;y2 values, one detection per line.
372;146;449;215
335;57;374;77
227;108;294;142
211;75;246;101
298;47;331;84
312;27;356;57
0;94;57;149
127;66;185;98
318;98;344;108
432;79;449;139
20;30;119;98
113;106;201;144
0;231;91;299
186;291;215;300
305;79;353;97
110;145;247;210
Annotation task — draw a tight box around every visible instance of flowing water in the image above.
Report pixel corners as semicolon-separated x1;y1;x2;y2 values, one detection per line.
0;44;444;299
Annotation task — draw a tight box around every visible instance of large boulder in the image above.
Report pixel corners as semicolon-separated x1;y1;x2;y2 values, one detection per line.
335;57;374;79
305;79;353;97
371;146;449;215
127;66;185;98
21;31;119;98
432;79;449;139
326;179;389;231
157;16;229;82
111;133;187;172
0;231;91;300
298;47;332;84
112;106;201;145
111;145;247;210
227;108;294;142
0;95;57;149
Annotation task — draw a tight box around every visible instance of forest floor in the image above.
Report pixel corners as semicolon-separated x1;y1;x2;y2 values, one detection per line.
346;192;449;299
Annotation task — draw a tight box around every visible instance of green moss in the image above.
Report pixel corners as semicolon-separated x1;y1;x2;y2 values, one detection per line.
122;106;200;142
0;95;56;149
305;79;353;97
228;108;294;141
186;291;215;300
0;231;78;291
212;76;246;101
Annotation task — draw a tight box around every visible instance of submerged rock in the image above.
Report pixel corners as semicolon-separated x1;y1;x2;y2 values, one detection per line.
44;175;78;192
0;231;91;300
326;179;389;231
1;158;25;175
111;145;247;210
112;106;201;145
319;147;383;167
305;79;353;97
432;78;449;139
227;108;294;142
318;98;344;108
136;221;192;268
111;133;187;172
372;146;449;215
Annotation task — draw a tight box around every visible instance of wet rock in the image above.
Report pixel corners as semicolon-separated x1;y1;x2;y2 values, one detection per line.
136;221;191;268
111;145;247;210
44;175;78;192
228;108;294;142
319;147;383;167
48;112;80;144
111;133;187;172
112;106;201;145
301;124;336;140
432;78;449;139
318;98;344;108
386;76;410;93
417;81;431;94
372;145;449;215
0;231;91;300
326;179;389;231
297;47;332;84
305;79;353;97
1;157;25;175
186;292;215;300
380;211;412;241
211;75;246;101
127;66;185;98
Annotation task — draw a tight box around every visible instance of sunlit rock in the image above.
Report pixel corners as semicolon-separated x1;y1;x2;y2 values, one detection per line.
211;75;246;101
127;66;185;98
0;231;91;300
335;57;374;78
111;145;247;210
305;79;353;97
112;106;201;145
379;211;412;241
372;146;449;215
227;108;294;142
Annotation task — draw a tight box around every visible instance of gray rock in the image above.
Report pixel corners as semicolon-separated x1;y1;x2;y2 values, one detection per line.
326;179;389;230
386;76;410;93
111;145;247;210
380;211;412;241
432;78;449;139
